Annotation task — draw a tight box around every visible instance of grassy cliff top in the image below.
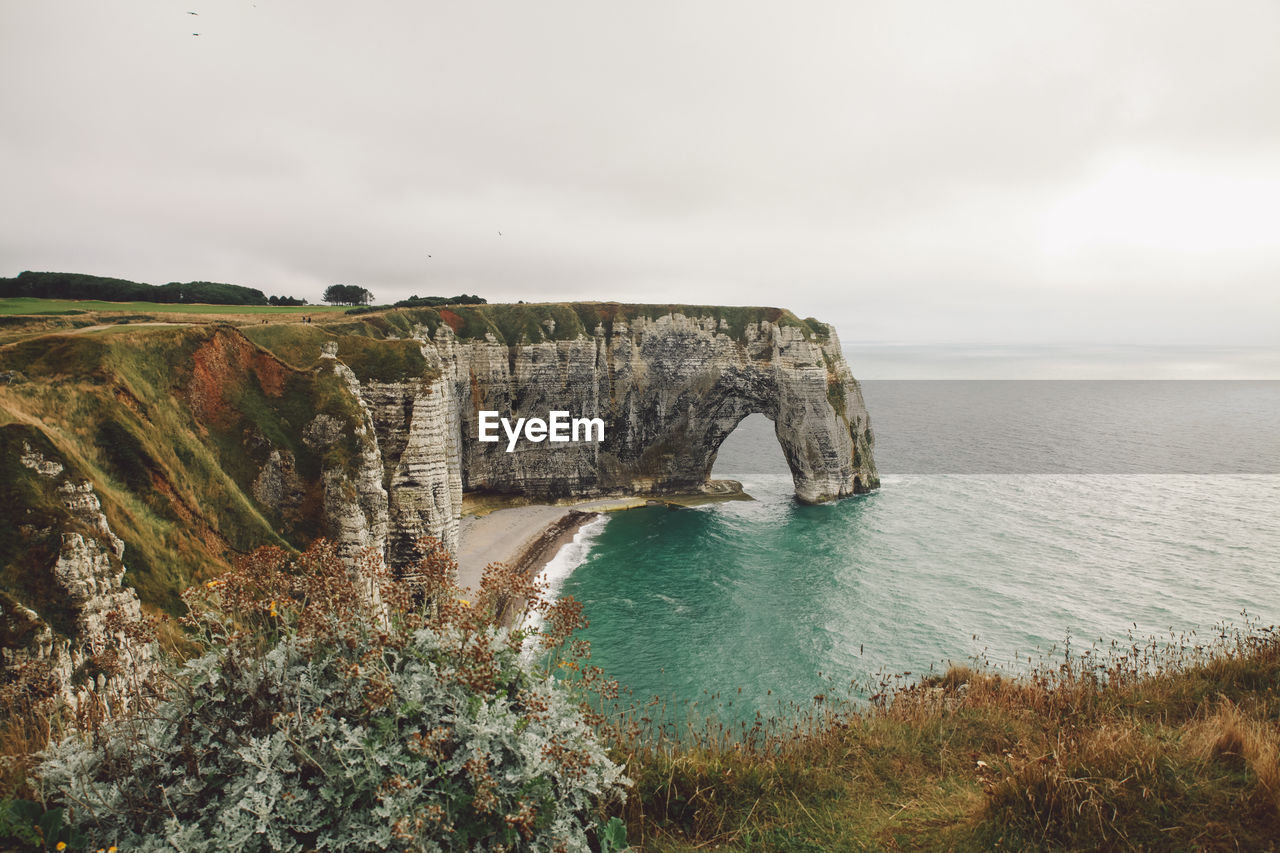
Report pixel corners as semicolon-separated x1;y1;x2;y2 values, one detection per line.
0;296;347;317
0;299;834;348
341;302;834;345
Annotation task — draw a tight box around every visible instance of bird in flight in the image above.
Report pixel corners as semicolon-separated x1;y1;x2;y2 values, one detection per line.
188;10;198;14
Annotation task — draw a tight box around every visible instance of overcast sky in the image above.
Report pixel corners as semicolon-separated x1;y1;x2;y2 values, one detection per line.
2;1;1278;374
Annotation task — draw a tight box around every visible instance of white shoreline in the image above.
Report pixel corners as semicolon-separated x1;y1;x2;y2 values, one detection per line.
454;497;649;593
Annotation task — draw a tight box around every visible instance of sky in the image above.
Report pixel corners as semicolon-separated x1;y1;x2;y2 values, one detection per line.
2;1;1279;376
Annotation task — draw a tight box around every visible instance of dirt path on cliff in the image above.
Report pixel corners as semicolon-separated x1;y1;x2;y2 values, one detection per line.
63;321;190;334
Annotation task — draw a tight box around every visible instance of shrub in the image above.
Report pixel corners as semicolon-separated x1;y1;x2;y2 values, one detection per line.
35;540;627;852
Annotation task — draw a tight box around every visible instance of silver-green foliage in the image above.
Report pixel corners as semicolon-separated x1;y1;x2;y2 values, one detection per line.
40;626;624;852
36;542;627;852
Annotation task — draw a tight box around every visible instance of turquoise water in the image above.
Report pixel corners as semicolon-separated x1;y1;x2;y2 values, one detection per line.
544;383;1280;721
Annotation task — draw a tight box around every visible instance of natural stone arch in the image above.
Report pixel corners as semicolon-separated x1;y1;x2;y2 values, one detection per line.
456;312;878;505
706;411;797;489
639;358;873;503
668;370;777;485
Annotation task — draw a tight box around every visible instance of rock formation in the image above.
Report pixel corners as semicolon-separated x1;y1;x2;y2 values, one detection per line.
442;311;877;504
1;440;154;711
311;345;391;566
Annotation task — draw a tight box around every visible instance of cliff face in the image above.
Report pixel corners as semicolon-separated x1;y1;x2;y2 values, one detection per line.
1;433;154;711
311;346;391;566
443;312;877;504
358;368;463;568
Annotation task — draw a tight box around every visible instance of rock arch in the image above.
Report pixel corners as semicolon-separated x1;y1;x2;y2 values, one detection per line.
454;312;878;504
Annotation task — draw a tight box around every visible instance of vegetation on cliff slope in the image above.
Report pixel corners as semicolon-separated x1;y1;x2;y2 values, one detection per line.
239;322;435;384
0;324;404;622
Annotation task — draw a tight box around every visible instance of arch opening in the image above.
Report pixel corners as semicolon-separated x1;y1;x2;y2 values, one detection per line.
709;412;794;496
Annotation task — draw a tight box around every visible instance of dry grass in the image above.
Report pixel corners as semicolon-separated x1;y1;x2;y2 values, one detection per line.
609;621;1280;851
0;662;64;801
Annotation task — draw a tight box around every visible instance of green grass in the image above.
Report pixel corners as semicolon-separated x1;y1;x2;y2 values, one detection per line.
238;324;335;369
240;322;437;384
0;297;347;316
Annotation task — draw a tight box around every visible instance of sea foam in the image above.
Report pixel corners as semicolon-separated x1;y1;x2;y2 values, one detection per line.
522;514;609;644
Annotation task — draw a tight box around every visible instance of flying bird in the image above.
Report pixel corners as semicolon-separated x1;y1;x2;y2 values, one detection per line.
188;10;198;14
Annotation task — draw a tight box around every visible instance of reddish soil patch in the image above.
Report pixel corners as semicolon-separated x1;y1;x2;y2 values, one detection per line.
189;334;240;427
188;329;293;426
440;309;464;333
188;331;254;426
253;351;287;397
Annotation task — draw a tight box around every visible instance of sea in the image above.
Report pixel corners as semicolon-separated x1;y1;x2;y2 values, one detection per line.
538;380;1280;723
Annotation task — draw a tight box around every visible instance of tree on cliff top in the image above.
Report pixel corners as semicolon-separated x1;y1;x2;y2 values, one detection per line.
322;284;373;305
394;294;487;307
0;271;273;305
